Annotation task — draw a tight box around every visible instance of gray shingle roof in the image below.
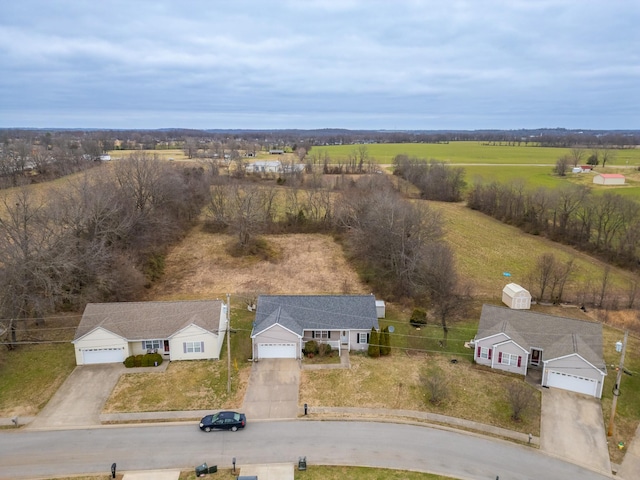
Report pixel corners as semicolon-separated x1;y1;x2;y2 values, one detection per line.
74;300;224;341
476;304;605;370
252;295;379;336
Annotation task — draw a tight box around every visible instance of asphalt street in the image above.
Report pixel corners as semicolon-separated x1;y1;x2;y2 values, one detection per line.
0;420;611;480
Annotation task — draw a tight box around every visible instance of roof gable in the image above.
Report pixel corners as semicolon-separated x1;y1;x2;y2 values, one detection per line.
74;300;224;341
253;295;379;334
477;304;605;370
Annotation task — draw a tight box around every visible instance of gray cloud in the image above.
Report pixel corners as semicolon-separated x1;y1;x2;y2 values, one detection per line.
0;0;638;129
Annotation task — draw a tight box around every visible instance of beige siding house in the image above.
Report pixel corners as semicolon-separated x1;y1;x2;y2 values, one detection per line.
473;304;606;398
72;300;227;365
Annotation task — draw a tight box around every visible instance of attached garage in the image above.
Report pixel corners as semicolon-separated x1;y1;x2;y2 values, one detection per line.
257;343;297;359
546;370;598;397
82;347;126;365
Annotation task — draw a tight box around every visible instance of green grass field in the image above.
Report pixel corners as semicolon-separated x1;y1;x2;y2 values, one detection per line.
313;141;640;166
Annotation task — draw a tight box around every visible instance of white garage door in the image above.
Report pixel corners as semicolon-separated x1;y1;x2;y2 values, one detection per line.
547;370;598;397
257;343;297;359
82;348;125;365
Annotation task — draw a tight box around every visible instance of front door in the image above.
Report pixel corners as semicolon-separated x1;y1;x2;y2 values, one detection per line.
341;330;349;346
530;348;541;366
163;340;170;354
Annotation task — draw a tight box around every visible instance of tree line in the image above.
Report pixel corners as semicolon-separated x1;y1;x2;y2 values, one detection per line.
0;153;210;348
467;181;640;269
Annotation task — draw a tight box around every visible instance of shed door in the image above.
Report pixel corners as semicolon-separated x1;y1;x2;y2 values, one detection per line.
546;370;598;397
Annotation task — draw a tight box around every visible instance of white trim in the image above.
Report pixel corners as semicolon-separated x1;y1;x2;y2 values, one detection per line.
251;322;302;339
72;326;127;344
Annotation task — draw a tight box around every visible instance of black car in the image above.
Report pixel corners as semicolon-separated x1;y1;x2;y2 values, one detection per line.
199;411;246;432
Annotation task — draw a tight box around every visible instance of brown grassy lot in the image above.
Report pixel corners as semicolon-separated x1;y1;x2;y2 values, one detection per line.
300;353;540;436
145;229;368;300
102;360;250;413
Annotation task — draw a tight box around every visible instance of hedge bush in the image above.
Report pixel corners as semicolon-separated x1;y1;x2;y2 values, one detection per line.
124;353;162;368
304;340;319;356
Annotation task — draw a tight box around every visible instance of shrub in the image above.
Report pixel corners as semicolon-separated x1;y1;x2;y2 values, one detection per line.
420;367;449;405
124;356;135;368
368;328;380;357
410;308;427;327
150;353;163;366
318;343;332;357
304;340;319;356
134;355;144;367
380;326;391;356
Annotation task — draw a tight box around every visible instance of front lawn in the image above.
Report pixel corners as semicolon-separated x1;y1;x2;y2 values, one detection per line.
0;343;76;417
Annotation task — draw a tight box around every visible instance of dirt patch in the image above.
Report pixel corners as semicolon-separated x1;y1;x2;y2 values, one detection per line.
146;228;368;300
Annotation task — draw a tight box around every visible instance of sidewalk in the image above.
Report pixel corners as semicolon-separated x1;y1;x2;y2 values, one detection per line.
617;422;640;480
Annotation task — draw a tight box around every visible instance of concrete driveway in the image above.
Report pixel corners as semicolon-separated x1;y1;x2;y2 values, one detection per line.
540;388;611;476
242;359;300;420
27;364;124;430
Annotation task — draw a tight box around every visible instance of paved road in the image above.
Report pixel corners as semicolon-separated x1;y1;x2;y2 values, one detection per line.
0;421;610;480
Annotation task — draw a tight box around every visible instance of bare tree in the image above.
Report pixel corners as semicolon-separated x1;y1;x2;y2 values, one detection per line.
506;382;536;421
420;367;449;405
569;147;585;167
0;189;73;347
600;148;617;168
554;156;569;176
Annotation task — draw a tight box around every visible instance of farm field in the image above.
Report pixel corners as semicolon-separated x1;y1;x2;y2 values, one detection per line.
313;141;640;166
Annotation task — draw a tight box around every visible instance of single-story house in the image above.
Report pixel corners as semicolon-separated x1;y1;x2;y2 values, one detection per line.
502;283;531;310
250;295;379;360
580;165;593;173
473;304;606;398
72;300;227;365
593;173;625;186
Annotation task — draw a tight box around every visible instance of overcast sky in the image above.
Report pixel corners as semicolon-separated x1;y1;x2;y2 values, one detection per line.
1;0;638;130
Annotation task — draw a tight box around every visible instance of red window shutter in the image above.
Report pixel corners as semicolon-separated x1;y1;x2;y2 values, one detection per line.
517;356;522;367
498;352;502;363
477;346;481;357
488;349;492;360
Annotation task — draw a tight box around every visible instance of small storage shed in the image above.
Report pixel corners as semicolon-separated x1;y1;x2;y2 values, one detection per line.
593;173;625;186
375;300;386;318
502;283;531;310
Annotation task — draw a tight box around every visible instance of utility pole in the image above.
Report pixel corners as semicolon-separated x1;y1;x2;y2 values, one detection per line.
226;293;231;394
608;330;628;437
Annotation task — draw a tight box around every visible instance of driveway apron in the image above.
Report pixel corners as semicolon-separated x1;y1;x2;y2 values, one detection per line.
27;364;124;429
540;388;611;475
242;359;300;420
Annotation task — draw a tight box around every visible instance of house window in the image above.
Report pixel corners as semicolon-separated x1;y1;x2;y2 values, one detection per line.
480;347;489;359
500;352;518;366
184;341;204;353
142;340;161;350
314;330;329;339
357;333;369;344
